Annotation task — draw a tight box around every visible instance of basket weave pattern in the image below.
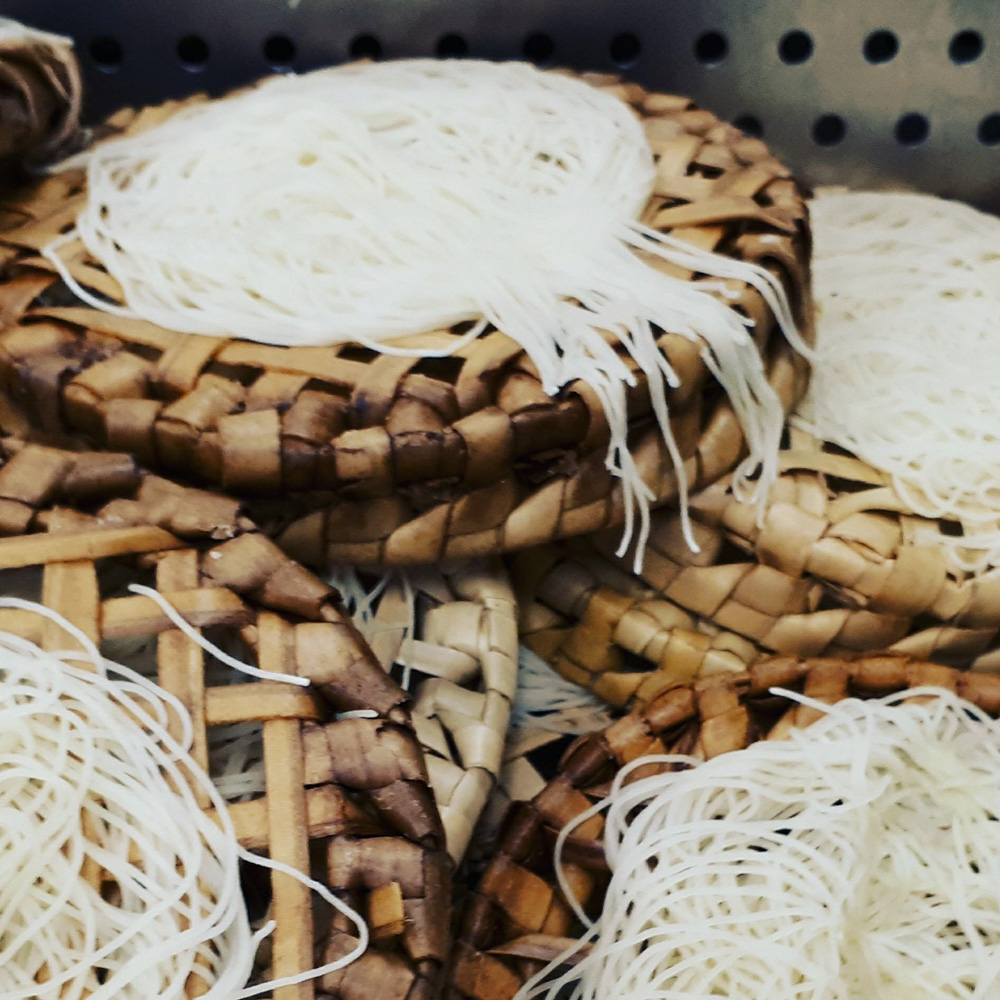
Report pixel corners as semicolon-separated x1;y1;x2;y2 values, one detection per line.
0;77;809;565
509;430;1000;713
0;438;452;1000
688;434;1000;660
448;655;1000;1000
0;25;81;164
349;561;519;865
510;537;757;708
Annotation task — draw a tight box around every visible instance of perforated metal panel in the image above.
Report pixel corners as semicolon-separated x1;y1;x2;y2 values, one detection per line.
5;0;1000;207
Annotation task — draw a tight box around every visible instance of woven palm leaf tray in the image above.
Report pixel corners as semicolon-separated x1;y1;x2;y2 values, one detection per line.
448;654;1000;1000
511;428;1000;712
0;73;810;567
0;436;456;1000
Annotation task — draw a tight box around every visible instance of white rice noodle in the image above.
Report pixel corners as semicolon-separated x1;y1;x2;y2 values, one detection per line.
519;687;1000;999
45;61;806;567
0;596;367;999
802;190;1000;576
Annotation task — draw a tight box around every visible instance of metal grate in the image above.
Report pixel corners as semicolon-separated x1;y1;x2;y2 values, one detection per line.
4;0;1000;208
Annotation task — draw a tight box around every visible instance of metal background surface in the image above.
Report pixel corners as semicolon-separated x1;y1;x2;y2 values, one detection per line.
4;0;1000;206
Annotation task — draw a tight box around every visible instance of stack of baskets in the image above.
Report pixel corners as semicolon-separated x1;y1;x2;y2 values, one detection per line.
3;36;993;1000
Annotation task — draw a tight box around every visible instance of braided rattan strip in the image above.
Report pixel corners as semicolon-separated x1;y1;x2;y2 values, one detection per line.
0;75;810;565
447;655;1000;1000
510;533;759;710
0;440;452;1000
348;561;518;865
689;430;1000;638
0;21;82;166
593;431;1000;668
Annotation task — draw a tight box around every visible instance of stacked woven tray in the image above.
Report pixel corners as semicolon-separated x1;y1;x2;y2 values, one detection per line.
7;32;992;1000
0;76;809;567
0;49;815;997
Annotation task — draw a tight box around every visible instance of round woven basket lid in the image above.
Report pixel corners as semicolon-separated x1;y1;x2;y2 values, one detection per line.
449;655;1000;1000
0;70;810;567
510;428;1000;711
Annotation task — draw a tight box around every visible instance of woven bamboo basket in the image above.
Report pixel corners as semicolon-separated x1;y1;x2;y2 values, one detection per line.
448;654;1000;1000
511;431;1000;712
0;436;453;1000
0;72;810;566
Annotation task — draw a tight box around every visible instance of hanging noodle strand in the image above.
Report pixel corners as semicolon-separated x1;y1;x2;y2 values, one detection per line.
44;61;806;567
519;687;1000;1000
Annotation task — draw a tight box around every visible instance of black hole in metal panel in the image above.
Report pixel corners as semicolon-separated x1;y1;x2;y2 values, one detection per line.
778;30;813;64
693;30;727;65
978;113;1000;146
523;32;555;65
263;34;295;68
349;34;382;60
733;114;764;138
177;34;210;70
895;112;929;146
89;36;123;71
436;33;468;58
864;29;899;63
950;30;984;64
813;113;846;146
610;32;642;68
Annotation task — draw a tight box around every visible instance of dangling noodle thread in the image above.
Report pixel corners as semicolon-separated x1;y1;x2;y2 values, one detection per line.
44;60;806;567
519;687;1000;1000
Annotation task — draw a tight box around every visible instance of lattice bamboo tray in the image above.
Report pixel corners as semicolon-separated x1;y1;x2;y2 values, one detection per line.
0;72;810;566
448;654;1000;1000
0;437;454;1000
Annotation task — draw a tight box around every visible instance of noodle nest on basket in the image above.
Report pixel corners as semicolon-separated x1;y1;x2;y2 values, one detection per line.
0;60;810;567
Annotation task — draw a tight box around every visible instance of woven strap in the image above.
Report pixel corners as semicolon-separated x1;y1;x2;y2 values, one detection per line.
448;655;1000;1000
510;537;756;708
693;431;1000;630
0;439;452;1000
0;77;810;565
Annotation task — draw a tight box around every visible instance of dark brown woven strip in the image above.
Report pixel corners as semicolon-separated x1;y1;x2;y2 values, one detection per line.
0;74;810;564
0;25;82;164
